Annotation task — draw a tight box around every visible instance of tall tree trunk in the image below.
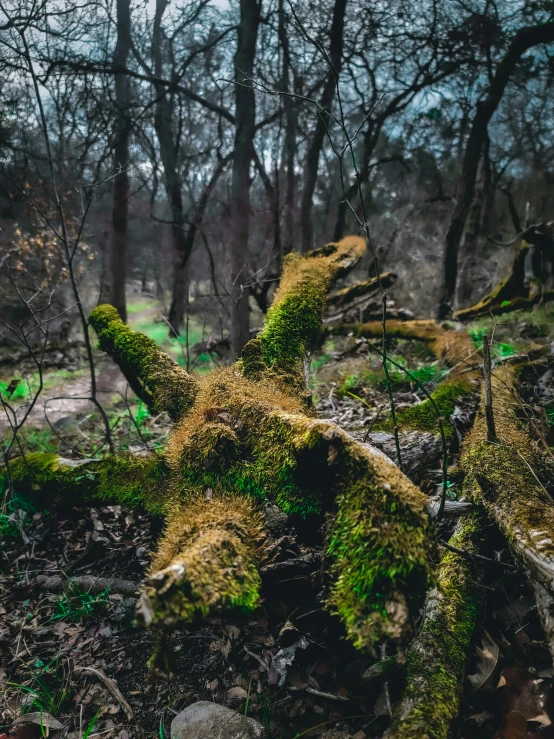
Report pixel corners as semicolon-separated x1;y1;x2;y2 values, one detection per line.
455;135;491;308
230;0;260;357
110;0;131;322
278;0;297;255
299;0;347;253
152;0;190;335
437;21;554;319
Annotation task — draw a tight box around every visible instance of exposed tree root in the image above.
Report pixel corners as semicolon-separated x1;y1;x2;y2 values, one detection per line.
386;513;484;739
2;237;435;653
461;362;554;658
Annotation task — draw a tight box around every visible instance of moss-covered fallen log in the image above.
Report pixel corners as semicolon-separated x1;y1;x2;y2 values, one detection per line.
2;236;434;653
454;223;554;321
90;305;199;420
455;288;554;322
6;452;169;514
386;513;484;739
330;318;475;368
326;271;396;308
331;319;479;438
461;362;554;658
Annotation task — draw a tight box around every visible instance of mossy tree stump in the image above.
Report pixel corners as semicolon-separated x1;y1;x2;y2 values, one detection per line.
3;237;434;653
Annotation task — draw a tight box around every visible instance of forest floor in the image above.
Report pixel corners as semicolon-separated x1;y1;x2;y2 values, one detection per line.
2;302;554;738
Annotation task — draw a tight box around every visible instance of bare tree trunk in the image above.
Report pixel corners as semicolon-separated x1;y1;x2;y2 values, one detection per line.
110;0;131;322
99;228;111;304
299;0;347;253
455;135;491;308
152;0;189;334
230;0;260;357
437;21;554;319
278;0;297;255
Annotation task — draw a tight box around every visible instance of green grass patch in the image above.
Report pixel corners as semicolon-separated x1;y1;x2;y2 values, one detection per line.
337;357;448;397
9;656;71;716
52;581;110;622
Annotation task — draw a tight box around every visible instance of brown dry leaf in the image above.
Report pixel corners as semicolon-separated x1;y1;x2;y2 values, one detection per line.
497;666;551;725
288;667;309;690
493;711;527;739
467;630;500;693
223;625;241;641
12;712;63;738
209;638;231;659
227;686;248;703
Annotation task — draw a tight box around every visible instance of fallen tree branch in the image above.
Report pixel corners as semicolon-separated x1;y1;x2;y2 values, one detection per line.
326;272;396;308
455;223;554;321
72;666;135;721
34;575;139;597
4;238;434;654
386;513;484;739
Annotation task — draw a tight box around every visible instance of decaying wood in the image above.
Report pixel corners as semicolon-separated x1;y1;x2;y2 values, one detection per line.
364;430;443;478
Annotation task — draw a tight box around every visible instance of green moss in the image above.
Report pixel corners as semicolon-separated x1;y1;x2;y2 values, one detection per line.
388;512;484;739
90;304;198;421
328;470;431;651
377;378;473;438
5;452;170;515
142;496;263;626
260;254;329;369
257;237;366;395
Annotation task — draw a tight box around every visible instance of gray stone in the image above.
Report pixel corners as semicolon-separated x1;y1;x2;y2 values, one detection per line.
170;701;266;739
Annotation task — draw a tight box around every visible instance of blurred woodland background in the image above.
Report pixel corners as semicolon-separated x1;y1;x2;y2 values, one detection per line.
1;0;553;350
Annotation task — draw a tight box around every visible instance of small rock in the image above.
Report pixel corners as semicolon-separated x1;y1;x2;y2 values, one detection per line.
263;504;288;535
171;702;266;739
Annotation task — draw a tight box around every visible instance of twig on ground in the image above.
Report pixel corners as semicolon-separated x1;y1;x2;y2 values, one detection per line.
72;666;135;721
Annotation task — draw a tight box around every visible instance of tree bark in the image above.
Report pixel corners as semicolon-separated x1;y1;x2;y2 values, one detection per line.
151;0;193;336
278;0;297;255
437;21;554;319
230;0;260;357
455;135;491;308
300;0;347;253
110;0;132;322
